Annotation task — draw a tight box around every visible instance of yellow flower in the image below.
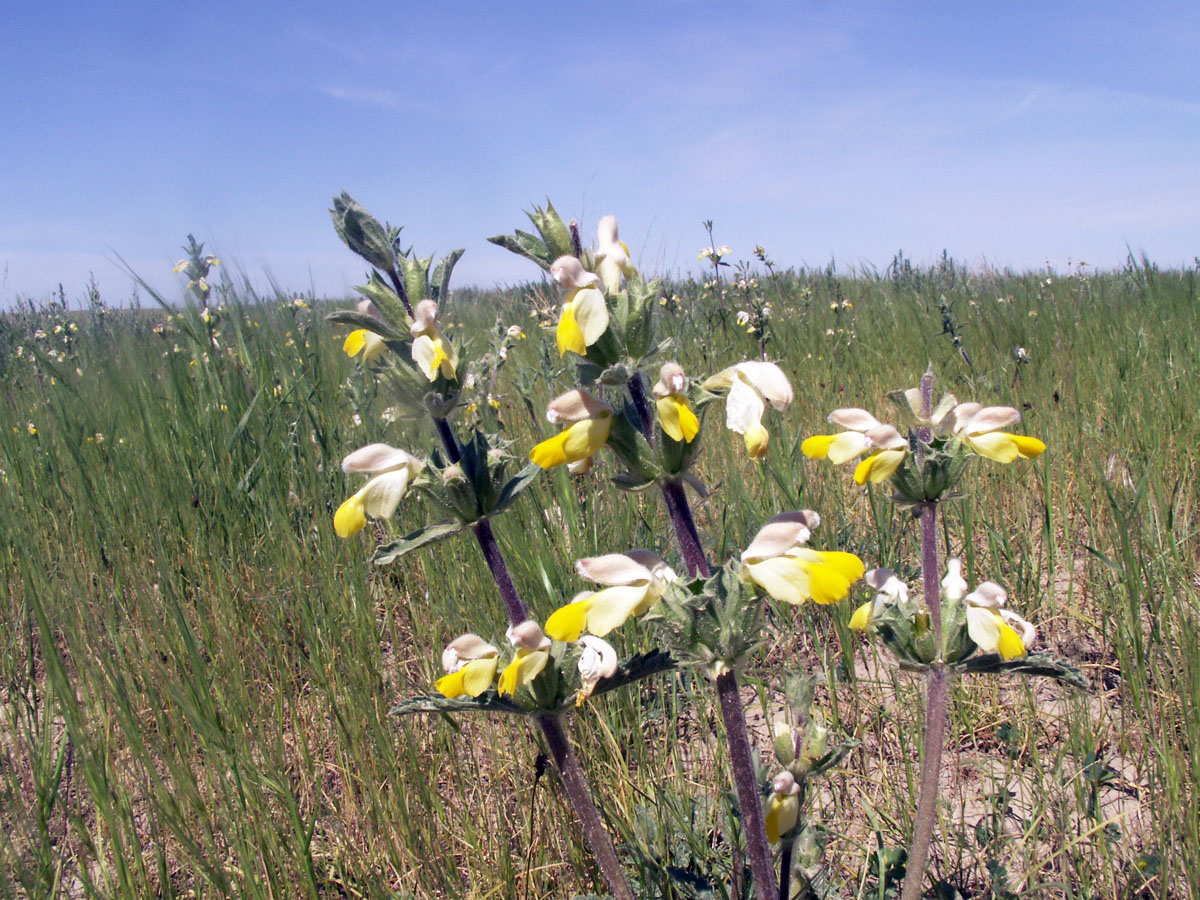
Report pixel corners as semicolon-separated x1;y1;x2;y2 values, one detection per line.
765;771;801;843
530;390;614;469
740;511;865;605
652;362;699;443
595;215;637;295
497;621;552;697
550;256;608;357
545;551;678;641
946;403;1045;463
702;361;794;459
409;300;458;380
343;328;387;362
435;634;500;698
801;408;908;484
333;444;423;538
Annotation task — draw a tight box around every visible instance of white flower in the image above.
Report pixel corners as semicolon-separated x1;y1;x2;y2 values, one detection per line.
595;215;636;294
574;634;619;705
702;361;794;459
333;444;424;538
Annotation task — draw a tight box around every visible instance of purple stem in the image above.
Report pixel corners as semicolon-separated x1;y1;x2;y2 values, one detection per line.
539;712;635;900
431;416;631;899
385;265;414;317
718;671;779;900
626;377;776;899
901;368;948;900
627;371;655;440
661;480;710;578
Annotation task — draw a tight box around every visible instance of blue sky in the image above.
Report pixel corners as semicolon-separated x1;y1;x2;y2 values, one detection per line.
3;0;1198;305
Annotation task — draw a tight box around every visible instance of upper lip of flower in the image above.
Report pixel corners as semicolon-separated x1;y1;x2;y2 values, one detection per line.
701;361;794;459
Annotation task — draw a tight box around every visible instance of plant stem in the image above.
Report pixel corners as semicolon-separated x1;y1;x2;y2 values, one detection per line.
901;367;948;900
718;671;779;900
539;713;636;900
626;375;776;899
777;840;794;900
901;665;948;900
661;479;710;578
472;519;530;626
431;416;632;900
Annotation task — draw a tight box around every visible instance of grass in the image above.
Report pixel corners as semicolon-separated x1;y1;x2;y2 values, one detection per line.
1;253;1197;899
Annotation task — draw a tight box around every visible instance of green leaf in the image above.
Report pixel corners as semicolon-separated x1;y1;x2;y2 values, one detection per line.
432;248;465;302
487;232;552;271
373;521;465;565
577;650;677;703
325;309;407;342
353;272;411;327
390;690;528;717
529;199;573;259
493;463;542;514
399;253;433;307
955;651;1089;689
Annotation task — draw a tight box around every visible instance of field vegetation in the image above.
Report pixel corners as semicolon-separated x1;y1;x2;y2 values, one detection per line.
1;250;1197;899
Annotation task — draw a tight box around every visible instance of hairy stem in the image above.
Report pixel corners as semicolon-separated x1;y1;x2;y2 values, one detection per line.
717;671;779;900
472;520;530;626
661;480;710;578
901;666;948;900
539;713;636;900
431;416;631;900
902;370;947;900
626;375;776;897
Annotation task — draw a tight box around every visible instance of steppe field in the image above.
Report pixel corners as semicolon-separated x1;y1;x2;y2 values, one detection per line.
2;255;1197;899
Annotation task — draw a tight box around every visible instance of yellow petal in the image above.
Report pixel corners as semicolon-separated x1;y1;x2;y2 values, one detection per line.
996;621;1027;660
854;448;907;484
806;560;855;605
801;434;835;459
744;424;769;459
333;496;366;538
966;431;1021;463
557;304;586;357
343;329;367;358
559;415;613;463
1011;434;1046;459
765;794;799;844
657;394;700;443
497;649;550;697
816;550;867;584
580;584;647;636
459;656;500;696
434;670;466;698
530;414;613;469
849;600;873;630
545;599;591;642
572;287;610;346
